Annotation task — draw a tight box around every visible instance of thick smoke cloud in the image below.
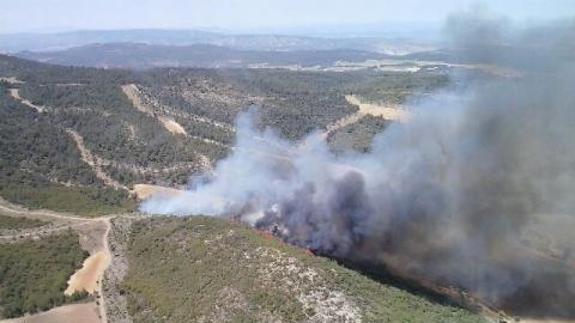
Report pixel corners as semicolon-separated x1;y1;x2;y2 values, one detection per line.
141;10;575;319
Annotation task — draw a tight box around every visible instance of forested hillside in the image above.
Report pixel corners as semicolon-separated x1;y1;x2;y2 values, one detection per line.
0;231;89;318
0;54;448;213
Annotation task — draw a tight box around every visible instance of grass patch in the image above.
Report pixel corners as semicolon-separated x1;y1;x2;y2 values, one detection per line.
123;217;485;323
0;184;136;216
0;214;46;230
0;230;90;318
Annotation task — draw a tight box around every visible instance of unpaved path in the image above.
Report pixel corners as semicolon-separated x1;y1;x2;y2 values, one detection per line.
0;199;114;323
8;88;46;113
121;84;188;136
321;112;365;140
0;199;96;223
66;129;129;191
321;95;409;140
1;302;100;323
0;221;94;242
190;135;230;148
68;129;200;175
67;129;211;185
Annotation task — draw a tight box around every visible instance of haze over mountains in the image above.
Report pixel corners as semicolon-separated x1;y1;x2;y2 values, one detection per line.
16;43;393;70
0;29;436;54
1;3;574;322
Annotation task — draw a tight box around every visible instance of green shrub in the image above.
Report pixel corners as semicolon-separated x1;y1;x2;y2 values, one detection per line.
0;231;89;318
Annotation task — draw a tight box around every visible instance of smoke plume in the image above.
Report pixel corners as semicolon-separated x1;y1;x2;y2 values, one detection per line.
142;10;575;319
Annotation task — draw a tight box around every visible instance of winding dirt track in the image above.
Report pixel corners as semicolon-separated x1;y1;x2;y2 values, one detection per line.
0;199;114;323
66;129;129;192
121;84;188;136
321;95;409;140
8;88;46;113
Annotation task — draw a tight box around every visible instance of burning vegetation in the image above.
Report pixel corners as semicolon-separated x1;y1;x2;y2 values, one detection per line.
141;10;575;321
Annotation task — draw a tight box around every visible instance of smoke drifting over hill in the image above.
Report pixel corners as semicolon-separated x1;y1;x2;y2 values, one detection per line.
142;11;575;318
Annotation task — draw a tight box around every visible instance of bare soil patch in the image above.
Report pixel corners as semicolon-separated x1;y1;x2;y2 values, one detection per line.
1;302;100;323
133;184;185;201
121;84;188;136
345;95;409;122
65;251;111;295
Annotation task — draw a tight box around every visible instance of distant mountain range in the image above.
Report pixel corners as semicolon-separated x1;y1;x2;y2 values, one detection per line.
16;43;397;69
0;29;436;54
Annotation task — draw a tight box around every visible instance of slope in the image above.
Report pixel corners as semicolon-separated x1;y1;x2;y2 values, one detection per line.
119;216;485;323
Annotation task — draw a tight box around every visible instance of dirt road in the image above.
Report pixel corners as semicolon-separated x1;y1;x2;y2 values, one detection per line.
1;303;100;323
121;84;188;136
8;88;46;113
321;95;409;140
0;199;114;323
66;129;129;191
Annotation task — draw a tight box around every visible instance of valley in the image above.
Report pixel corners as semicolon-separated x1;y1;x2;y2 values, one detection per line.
0;18;573;322
0;53;474;322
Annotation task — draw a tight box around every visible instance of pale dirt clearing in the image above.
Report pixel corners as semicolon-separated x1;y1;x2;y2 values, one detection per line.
8;88;45;113
64;219;112;299
120;84;152;114
0;302;100;323
345;95;410;122
320;95;409;140
121;84;188;136
66;217;112;322
0;77;24;84
157;115;188;136
65;251;111;295
133;184;185;201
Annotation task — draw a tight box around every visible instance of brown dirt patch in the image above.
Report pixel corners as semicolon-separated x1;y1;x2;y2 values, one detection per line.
1;302;100;323
65;251;111;296
345;95;410;122
132;184;185;201
121;84;188;136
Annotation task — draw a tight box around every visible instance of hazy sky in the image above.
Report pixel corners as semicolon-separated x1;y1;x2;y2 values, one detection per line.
1;0;574;34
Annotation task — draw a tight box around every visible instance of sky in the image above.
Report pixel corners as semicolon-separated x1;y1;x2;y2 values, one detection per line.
1;0;574;34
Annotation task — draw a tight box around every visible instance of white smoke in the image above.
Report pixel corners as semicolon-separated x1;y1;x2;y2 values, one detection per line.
141;12;575;319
